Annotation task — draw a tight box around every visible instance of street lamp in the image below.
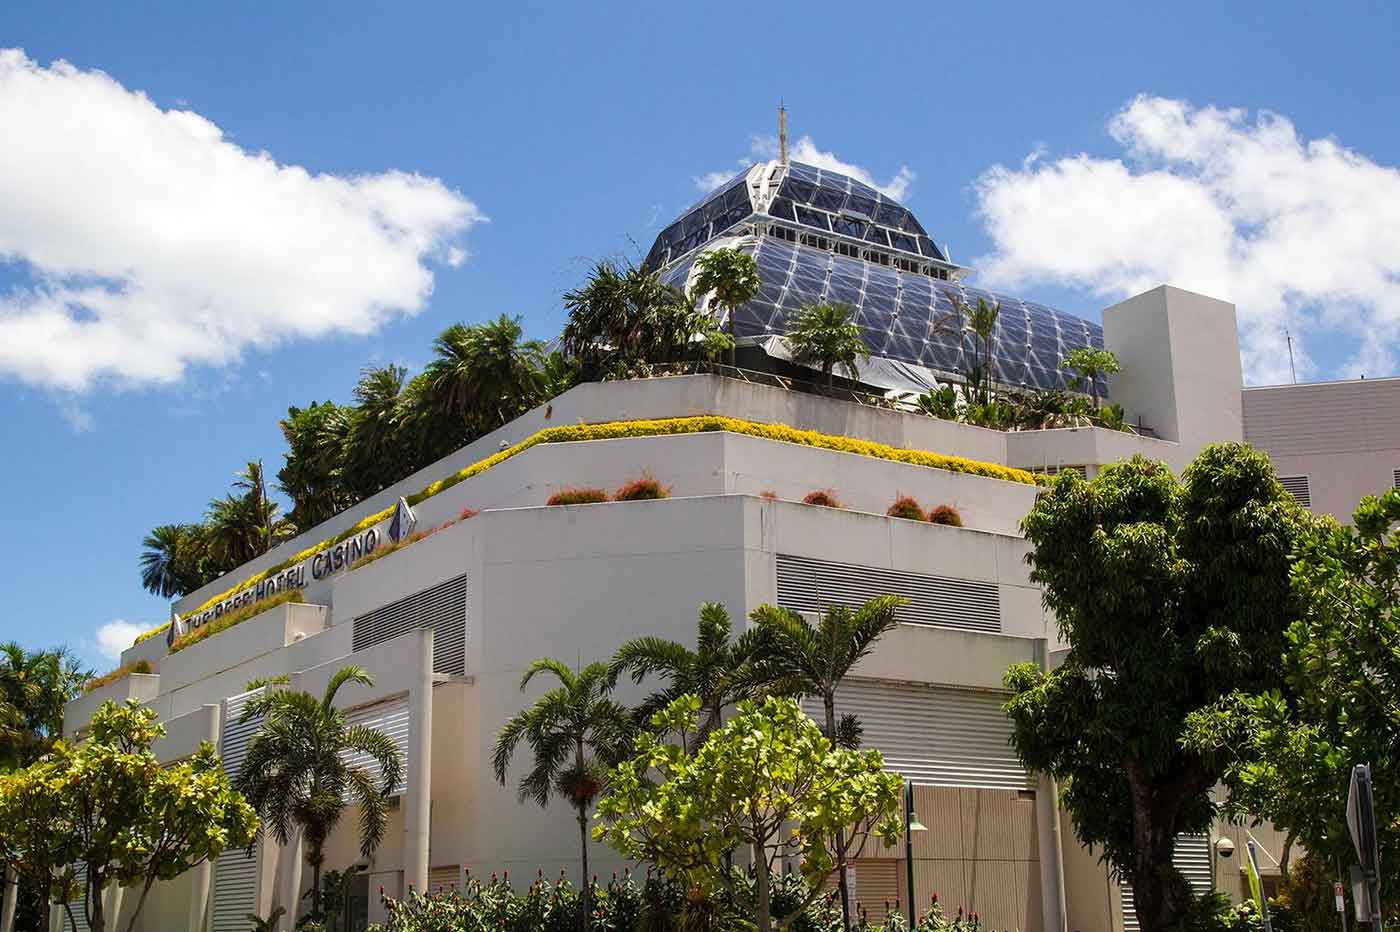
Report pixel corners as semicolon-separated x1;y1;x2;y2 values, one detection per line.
905;780;928;928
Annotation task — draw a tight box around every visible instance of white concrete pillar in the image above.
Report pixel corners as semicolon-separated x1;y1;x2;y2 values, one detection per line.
1;865;18;932
101;881;123;930
403;627;435;898
188;859;213;931
277;831;304;931
48;901;64;932
1037;774;1068;932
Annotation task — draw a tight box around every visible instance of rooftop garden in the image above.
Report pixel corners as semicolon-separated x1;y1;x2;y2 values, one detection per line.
82;659;153;694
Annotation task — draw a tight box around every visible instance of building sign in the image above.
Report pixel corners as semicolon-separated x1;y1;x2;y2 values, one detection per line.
168;498;417;646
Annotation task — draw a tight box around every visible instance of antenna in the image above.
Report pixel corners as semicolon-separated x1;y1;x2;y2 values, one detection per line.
779;101;788;165
1285;328;1297;384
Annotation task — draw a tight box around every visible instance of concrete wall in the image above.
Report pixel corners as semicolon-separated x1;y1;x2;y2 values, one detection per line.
1103;286;1243;456
1243;377;1400;521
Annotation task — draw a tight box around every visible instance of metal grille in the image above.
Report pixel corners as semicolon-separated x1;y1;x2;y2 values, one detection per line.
1030;463;1088;479
212;688;263;932
1278;475;1312;509
806;680;1029;789
1119;834;1211;932
777;554;1000;633
342;696;411;797
61;862;90;932
1393;468;1399;490
352;574;467;675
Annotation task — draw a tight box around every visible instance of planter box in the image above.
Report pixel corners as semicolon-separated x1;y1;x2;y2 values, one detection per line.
65;673;161;737
159;602;328;695
120;627;172;672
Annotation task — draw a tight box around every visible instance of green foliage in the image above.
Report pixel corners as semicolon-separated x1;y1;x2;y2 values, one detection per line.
237;666;403;922
608;601;761;748
1061;347;1121;410
139;522;223;598
692;249;760;325
886;496;927;521
207;460;292;569
278;401;354;530
783;302;868;387
914;385;959;420
169;588;305;654
1005;443;1307;932
0;643;89;768
82;659;153;693
1098;402;1127;431
927;505;962;527
960;297;1001;406
547;488;610;506
0;700;257;932
247;906;287;932
1187;487;1400;903
595;695;903;932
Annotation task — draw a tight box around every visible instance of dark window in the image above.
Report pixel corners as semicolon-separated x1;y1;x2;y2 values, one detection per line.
846;194;877;219
864;225;890;246
812;185;846;212
795;206;830;231
768;197;795;221
890;232;918;254
832;216;865;237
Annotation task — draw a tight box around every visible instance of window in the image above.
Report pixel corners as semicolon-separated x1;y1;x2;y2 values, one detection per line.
831;216;865;237
895;257;922;273
770;224;797;243
1278;475;1312;508
864;249;891;266
800;233;830;251
834;241;861;258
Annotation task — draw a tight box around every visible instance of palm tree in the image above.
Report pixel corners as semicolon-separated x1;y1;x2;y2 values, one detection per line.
278;401;353;530
562;260;704;377
206;461;286;570
783;302;869;388
608;602;759;750
342;365;411;499
0;643;88;769
139;523;216;597
745;595;906;932
236;666;403;923
691;248;760;362
1061;346;1122;411
493;659;632;932
426;316;547;436
963;297;1001;405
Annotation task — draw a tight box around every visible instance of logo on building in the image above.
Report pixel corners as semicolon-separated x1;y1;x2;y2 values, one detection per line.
389;496;417;543
165;614;188;648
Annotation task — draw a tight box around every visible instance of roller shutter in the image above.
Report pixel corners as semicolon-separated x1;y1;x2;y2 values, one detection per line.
806;680;1028;789
1119;834;1211;932
352;574;467;675
212;688;263;932
342;696;411;797
777;555;1000;633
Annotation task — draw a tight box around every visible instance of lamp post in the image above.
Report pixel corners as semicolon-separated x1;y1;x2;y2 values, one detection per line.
905;780;928;928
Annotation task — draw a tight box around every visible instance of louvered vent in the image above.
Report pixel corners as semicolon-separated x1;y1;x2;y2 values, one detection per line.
1393;468;1399;490
1120;834;1211;932
342;697;411;797
62;861;90;932
212;688;263;932
806;680;1029;789
1032;463;1088;479
429;865;463;896
777;554;1000;633
1278;475;1312;508
352;574;467;675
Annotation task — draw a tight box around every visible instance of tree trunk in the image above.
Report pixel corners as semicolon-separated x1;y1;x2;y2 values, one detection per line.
578;804;591;932
1125;775;1195;932
1279;830;1296;878
825;694;853;932
309;843;323;922
755;843;773;932
87;866;105;932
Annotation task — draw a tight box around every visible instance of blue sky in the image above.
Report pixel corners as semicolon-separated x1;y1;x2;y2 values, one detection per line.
2;1;1398;668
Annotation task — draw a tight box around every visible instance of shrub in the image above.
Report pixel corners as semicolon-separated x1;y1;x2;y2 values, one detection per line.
169;588;304;654
928;504;963;527
613;475;670;501
459;506;479;521
887;495;927;521
547;487;608;506
83;659;153;694
760;488;778;501
802;489;842;508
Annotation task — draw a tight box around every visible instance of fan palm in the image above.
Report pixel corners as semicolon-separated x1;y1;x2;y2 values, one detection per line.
426;316;547;436
562;260;702;376
342;365;411;498
608;602;760;750
139;523;216;597
493;659;632;932
206;461;287;569
783;302;869;388
745;595;906;931
277;401;353;529
236;666;403;923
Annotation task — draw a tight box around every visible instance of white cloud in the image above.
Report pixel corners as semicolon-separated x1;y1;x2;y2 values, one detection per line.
696;135;915;200
95;620;145;662
0;50;486;393
973;95;1400;384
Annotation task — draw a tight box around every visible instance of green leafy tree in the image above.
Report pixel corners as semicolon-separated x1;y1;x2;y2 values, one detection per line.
206;460;289;568
1186;487;1400;895
783;302;868;388
1004;444;1307;932
745;595;905;930
595;694;903;932
691;248;760;358
236;667;403;923
278;401;354;530
1061;347;1122;412
0;642;88;769
0;700;257;932
608;602;760;750
492;659;633;932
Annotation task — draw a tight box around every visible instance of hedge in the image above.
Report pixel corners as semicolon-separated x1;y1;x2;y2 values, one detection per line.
167;588;304;654
142;415;1037;643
